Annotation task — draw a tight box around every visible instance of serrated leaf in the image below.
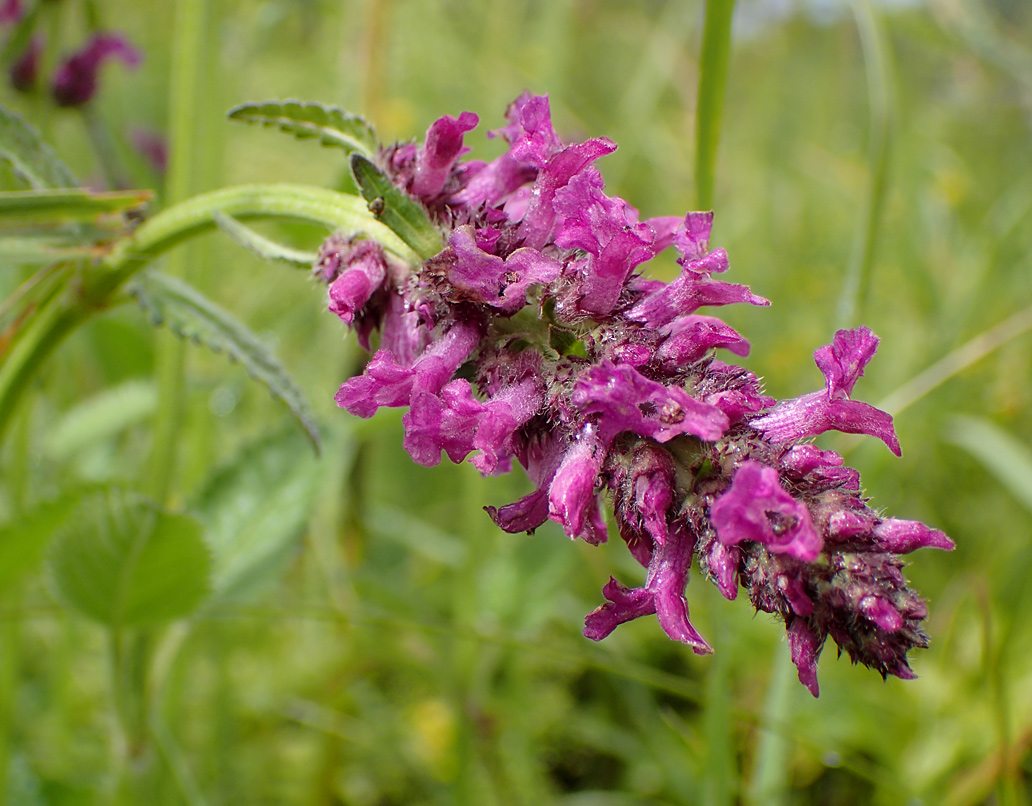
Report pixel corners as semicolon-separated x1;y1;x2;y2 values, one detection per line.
214;211;317;265
193;428;321;598
227;100;378;157
0;489;89;589
129;270;320;452
0;188;151;221
44;380;157;462
349;153;443;261
947;415;1032;515
0;104;77;190
48;488;211;627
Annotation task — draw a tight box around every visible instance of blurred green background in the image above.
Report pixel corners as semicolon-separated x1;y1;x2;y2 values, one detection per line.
1;0;1031;803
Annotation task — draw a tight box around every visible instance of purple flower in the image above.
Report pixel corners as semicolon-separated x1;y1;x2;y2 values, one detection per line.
711;461;823;562
335;321;480;417
572;361;729;445
0;0;22;25
584;522;711;654
750;326;901;455
326;238;388;326
445;225;560;311
131;127;169;175
9;35;42;93
412;111;479;200
321;94;952;698
547;428;608;544
52;33;141;108
554;168;656;315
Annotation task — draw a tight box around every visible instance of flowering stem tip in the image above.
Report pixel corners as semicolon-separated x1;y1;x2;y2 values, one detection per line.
321;93;953;697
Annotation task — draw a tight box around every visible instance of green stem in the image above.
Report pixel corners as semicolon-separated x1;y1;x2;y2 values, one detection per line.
144;0;207;505
88;183;414;301
0;183;406;449
838;0;894;328
0;297;93;444
695;0;737;210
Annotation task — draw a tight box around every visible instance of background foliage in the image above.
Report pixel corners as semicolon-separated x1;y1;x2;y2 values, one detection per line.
1;0;1031;803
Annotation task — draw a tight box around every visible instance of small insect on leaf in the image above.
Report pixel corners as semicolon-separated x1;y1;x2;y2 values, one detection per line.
368;196;385;217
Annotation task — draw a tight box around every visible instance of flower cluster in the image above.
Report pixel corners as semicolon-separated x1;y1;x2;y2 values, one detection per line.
320;94;953;696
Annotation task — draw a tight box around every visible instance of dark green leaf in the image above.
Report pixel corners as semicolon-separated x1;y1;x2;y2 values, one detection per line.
48;488;211;627
128;270;320;452
213;211;318;265
0;104;77;190
227;100;378;157
349;153;443;261
0;189;151;222
193;428;322;598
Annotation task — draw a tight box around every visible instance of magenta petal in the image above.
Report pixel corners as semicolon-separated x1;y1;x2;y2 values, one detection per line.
583;578;655;641
572;361;729;444
326;240;388;325
516;137;618;249
646;524;711;653
872;519;955;553
448;226;560;311
788;618;823;698
412;111;479;199
711;461;823;562
658;314;750;367
780;444;844;477
547;431;606;542
706;541;740;600
816;326;880;398
335;322;479;417
859;595;904;632
554;168;656;316
402;380;484;466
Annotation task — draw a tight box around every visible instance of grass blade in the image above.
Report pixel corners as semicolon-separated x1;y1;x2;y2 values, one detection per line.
695;0;736;210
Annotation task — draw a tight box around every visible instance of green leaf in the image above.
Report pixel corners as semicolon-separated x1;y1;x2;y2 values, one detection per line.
0;234;97;265
128;270;320;452
48;487;211;627
193;428;322;598
213;211;318;265
0;489;86;589
946;415;1032;515
227;100;378;157
0;104;77;190
0;188;151;222
349;153;443;261
44;380;157;462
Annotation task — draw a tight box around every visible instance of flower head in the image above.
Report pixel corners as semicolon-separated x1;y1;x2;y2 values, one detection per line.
321;94;952;696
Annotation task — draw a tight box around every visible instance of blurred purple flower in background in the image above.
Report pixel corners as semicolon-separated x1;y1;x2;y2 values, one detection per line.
324;93;953;696
52;32;140;107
